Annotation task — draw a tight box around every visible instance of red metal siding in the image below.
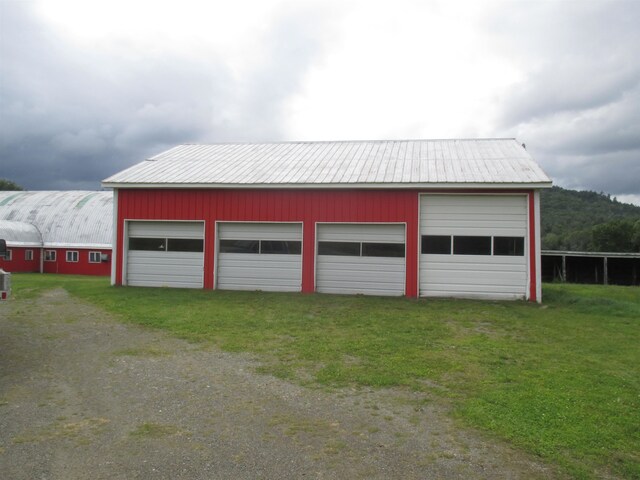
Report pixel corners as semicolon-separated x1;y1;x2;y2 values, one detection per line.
528;192;538;302
0;247;40;273
42;248;111;276
116;189;419;295
115;188;539;300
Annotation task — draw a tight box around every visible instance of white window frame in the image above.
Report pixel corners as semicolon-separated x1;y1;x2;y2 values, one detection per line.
66;250;79;263
4;249;12;261
25;250;33;261
45;250;56;262
89;251;101;263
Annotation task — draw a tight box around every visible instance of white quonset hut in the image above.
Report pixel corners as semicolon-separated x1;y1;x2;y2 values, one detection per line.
102;139;552;301
0;191;113;275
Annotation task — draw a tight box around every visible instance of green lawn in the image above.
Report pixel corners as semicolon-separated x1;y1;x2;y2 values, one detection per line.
9;274;640;479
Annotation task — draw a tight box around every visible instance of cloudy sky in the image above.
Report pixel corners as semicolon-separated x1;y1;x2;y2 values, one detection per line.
1;0;639;204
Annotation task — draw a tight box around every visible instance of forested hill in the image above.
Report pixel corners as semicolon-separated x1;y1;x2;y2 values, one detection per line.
541;186;640;252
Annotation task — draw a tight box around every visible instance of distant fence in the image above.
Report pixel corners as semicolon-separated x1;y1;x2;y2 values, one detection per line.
542;251;640;286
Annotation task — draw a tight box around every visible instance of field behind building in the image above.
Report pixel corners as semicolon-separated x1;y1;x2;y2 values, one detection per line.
8;275;640;479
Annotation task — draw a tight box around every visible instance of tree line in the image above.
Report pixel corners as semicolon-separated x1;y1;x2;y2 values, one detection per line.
541;187;640;252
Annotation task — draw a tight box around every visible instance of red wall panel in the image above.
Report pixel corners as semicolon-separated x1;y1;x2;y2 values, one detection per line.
0;247;40;273
115;188;538;299
0;247;111;276
42;248;111;276
528;192;538;302
116;189;420;295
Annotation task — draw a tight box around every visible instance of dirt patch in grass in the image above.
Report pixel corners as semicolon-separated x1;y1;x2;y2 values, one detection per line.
0;288;561;479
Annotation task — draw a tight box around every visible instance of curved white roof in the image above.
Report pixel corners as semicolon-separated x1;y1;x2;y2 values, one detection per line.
0;220;42;246
0;191;113;248
103;139;552;189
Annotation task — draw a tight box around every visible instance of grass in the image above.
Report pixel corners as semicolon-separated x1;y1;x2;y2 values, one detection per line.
9;274;640;479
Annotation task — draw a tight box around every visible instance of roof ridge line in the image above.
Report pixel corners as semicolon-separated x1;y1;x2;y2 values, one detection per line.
173;138;518;147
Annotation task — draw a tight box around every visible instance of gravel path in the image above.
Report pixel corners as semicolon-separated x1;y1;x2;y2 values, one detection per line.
0;288;560;479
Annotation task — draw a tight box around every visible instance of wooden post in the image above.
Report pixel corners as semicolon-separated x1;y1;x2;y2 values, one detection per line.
562;255;567;282
604;257;608;285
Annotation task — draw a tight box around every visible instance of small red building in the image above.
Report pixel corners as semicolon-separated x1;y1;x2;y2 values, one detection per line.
103;139;552;301
0;191;112;276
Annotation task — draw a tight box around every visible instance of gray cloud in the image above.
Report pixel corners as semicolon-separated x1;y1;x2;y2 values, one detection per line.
0;1;330;190
485;0;640;198
1;0;639;205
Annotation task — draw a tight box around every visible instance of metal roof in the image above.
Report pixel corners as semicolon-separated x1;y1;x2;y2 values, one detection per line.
0;191;113;248
0;220;42;246
102;139;552;189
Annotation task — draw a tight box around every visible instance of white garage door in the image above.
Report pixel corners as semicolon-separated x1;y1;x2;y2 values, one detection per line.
216;222;302;292
126;221;204;288
316;224;405;296
419;195;528;300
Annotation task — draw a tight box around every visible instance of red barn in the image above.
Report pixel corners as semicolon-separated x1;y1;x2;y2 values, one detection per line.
102;139;552;301
0;191;112;276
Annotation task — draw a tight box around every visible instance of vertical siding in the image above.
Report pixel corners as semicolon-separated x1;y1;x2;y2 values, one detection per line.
117;189;419;295
528;191;537;302
0;247;41;273
42;248;111;276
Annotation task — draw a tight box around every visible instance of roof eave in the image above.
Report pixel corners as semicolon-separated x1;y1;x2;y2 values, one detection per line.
102;181;553;190
44;243;111;249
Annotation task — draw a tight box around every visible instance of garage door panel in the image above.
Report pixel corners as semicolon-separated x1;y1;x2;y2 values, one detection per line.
216;223;302;292
318;284;403;296
128;278;202;288
423;271;526;286
423;255;526;268
423;195;526;209
128;251;203;267
317;263;404;279
425;219;526;236
317;224;405;243
218;256;300;280
217;255;301;292
426;206;523;217
126;222;204;289
127;252;203;289
316;261;405;295
420;195;528;299
316;224;405;296
421;196;527;233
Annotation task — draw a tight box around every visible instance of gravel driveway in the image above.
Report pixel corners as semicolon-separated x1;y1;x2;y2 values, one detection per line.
0;288;559;479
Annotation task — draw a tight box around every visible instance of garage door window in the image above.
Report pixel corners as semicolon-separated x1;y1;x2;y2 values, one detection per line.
421;235;452;254
220;239;300;254
493;236;525;256
261;240;301;255
362;242;405;257
421;235;525;256
167;238;204;252
318;241;360;256
219;240;259;253
129;237;165;251
130;237;203;252
319;241;405;258
454;236;492;255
